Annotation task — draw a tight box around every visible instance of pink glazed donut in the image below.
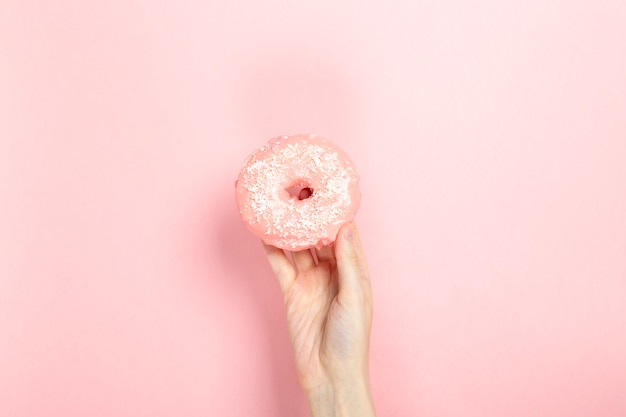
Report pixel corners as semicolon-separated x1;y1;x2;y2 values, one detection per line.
235;134;361;251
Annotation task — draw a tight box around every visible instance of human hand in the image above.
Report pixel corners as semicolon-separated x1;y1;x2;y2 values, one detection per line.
263;222;376;417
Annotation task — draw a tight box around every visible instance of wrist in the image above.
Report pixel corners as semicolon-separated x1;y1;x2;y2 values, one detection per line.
306;378;376;417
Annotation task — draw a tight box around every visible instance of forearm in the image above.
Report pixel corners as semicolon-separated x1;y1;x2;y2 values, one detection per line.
306;379;376;417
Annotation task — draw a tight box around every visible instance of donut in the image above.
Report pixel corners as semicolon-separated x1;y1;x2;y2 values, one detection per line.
235;134;361;251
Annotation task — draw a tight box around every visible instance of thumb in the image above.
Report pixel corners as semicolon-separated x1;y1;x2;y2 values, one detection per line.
335;222;370;294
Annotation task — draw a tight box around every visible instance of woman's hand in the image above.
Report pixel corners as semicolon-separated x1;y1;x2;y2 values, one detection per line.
263;222;376;417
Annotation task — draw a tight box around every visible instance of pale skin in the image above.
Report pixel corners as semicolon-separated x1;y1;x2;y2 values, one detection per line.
263;222;376;417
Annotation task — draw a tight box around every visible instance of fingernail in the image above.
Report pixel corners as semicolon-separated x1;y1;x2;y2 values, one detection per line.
344;224;353;241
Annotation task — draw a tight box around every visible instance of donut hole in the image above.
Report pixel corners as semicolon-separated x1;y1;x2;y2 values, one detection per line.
285;184;314;200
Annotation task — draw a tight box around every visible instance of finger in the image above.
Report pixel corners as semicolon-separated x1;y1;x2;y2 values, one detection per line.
291;248;316;272
262;242;296;293
315;245;335;265
334;222;371;294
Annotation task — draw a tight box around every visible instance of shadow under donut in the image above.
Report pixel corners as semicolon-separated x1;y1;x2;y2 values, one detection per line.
215;191;306;416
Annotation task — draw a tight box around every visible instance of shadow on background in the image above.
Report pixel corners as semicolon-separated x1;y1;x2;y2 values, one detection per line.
215;194;306;416
236;50;358;145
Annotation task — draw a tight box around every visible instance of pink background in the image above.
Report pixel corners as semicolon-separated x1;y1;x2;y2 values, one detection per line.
1;0;625;416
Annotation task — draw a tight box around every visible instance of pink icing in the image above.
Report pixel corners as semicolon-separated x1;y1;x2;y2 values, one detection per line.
235;134;361;251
